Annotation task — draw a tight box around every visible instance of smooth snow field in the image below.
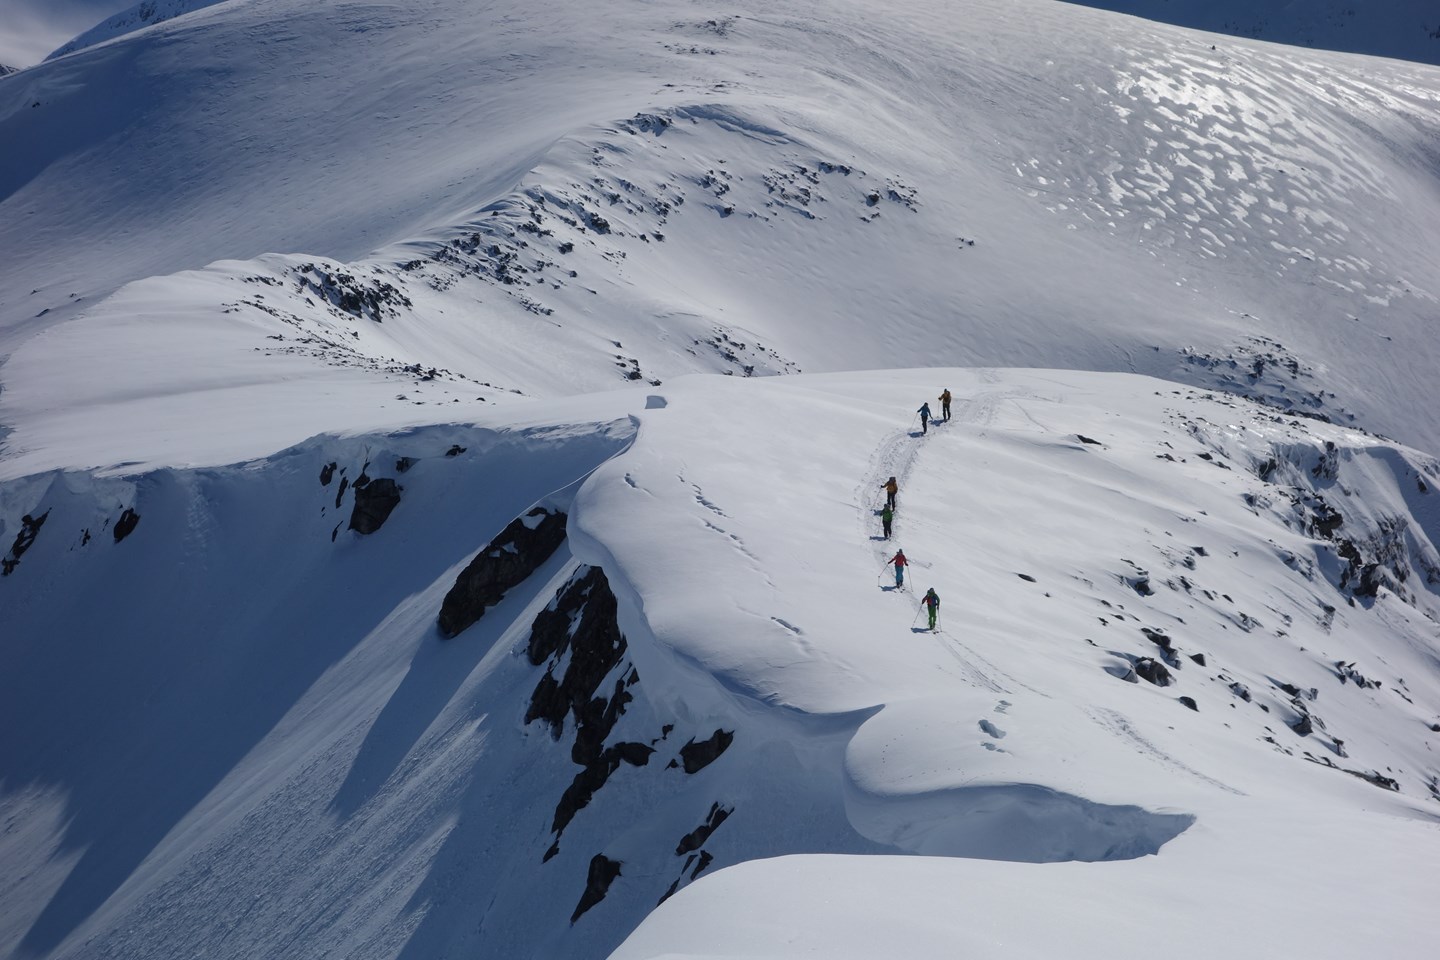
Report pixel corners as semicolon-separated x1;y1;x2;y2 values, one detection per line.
1;1;1438;959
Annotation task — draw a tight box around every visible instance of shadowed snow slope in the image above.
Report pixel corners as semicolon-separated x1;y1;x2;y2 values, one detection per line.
2;0;1440;469
9;371;1435;959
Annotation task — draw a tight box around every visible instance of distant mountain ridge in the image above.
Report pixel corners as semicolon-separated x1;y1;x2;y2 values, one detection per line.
1065;0;1440;65
46;0;228;60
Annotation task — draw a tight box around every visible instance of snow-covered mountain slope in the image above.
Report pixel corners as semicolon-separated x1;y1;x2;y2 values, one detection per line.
1066;0;1440;66
3;371;1437;959
4;1;1440;957
0;0;128;68
46;0;230;60
2;0;1439;474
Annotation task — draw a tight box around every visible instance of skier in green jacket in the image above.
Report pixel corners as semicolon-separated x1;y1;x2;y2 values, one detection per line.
921;588;940;630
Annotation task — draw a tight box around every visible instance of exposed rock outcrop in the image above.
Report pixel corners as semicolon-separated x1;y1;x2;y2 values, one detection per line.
678;729;734;774
113;507;141;542
676;802;731;855
525;566;653;842
348;477;401;534
570;854;622;923
2;510;49;575
436;507;567;637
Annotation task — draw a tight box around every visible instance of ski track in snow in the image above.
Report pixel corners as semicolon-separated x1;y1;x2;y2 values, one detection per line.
857;384;1039;696
1087;706;1246;796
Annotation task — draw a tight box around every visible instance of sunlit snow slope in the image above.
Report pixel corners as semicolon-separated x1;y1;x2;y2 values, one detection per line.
3;1;1440;959
2;0;1439;474
2;372;1438;960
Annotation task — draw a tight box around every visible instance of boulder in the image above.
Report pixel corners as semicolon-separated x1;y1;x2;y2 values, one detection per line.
1134;657;1172;687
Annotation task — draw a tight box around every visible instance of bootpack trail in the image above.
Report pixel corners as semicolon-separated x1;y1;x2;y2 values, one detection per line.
855;384;1037;696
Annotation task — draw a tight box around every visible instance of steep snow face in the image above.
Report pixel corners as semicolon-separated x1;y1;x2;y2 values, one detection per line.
0;413;640;960
3;0;1440;468
1;370;1437;960
1063;0;1440;66
47;0;231;60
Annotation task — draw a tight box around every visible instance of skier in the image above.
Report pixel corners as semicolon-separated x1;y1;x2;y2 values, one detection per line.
921;587;940;630
882;476;897;511
889;549;909;589
881;503;893;540
938;388;951;422
917;402;932;435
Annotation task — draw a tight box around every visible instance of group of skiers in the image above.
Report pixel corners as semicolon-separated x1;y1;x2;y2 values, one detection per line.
876;388;951;631
885;547;940;629
882;548;939;628
916;388;950;435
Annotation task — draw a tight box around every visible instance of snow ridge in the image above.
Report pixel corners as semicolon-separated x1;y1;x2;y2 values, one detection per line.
46;0;229;60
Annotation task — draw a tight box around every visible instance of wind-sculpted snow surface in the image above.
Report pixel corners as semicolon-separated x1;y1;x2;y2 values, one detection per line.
3;0;1440;458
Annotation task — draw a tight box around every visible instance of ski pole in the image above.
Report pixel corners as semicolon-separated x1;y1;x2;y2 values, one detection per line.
912;607;924;627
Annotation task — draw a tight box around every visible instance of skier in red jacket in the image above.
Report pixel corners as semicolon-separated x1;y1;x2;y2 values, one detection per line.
889;549;909;589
